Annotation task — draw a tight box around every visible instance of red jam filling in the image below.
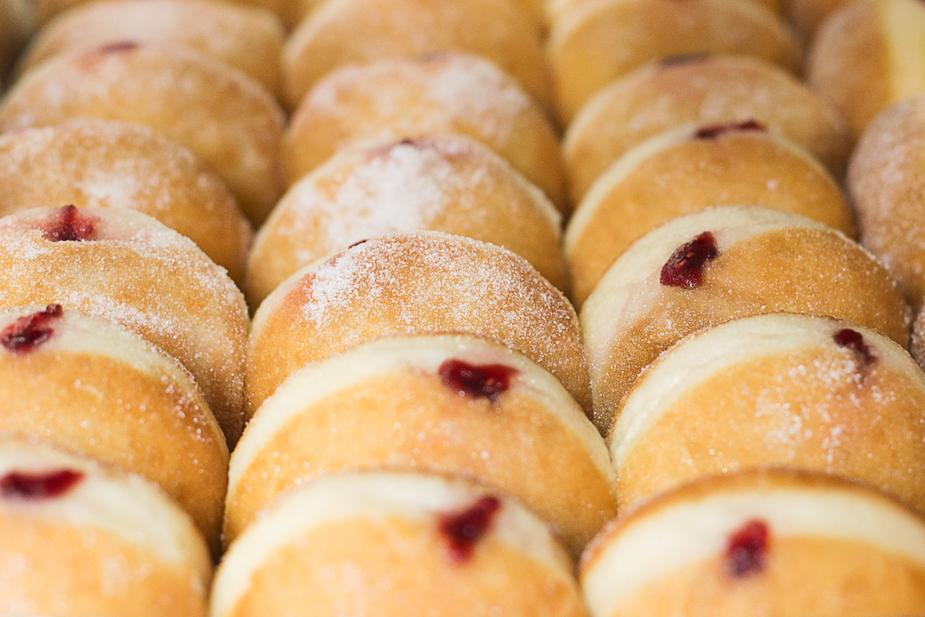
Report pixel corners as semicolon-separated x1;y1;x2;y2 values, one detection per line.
438;496;502;563
694;120;767;140
438;360;519;403
725;519;769;577
1;469;84;500
0;304;64;355
833;328;875;366
42;205;97;242
660;231;719;288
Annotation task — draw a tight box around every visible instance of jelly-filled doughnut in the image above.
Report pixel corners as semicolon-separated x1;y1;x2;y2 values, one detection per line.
0;206;249;443
247;135;566;306
0;42;285;224
548;0;801;122
808;0;925;136
283;0;550;110
582;206;909;433
0;435;210;617
564;55;851;202
227;334;614;551
0;305;228;550
0;119;251;283
248;232;589;416
284;52;567;210
610;313;925;514
213;472;588;617
565;121;853;305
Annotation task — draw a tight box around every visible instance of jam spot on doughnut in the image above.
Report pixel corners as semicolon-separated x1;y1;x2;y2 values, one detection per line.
97;40;139;55
438;360;519;403
834;328;876;366
694;120;767;140
660;231;718;288
439;496;502;563
1;304;64;354
1;469;83;500
660;53;709;67
726;519;769;577
42;205;97;242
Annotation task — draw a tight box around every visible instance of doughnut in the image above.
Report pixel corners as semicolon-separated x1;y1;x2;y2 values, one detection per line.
0;305;228;550
247;135;567;307
213;472;587;617
564;54;852;203
0;41;285;224
808;0;925;136
247;232;589;417
786;0;849;37
849;97;925;309
548;0;801;122
0;434;210;617
30;0;291;25
581;206;909;434
581;470;925;616
547;0;783;23
282;0;550;111
0;119;252;283
18;0;284;96
610;313;925;516
565;121;853;305
284;52;567;211
0;206;249;444
227;334;614;552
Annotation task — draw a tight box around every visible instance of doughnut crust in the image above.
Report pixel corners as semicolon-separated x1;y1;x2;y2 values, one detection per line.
213;472;587;617
0;206;249;444
581;470;925;617
808;0;925;136
248;232;590;417
0;119;251;283
548;0;801;121
610;313;925;515
0;435;210;617
247;135;566;306
548;0;784;22
582;206;909;434
284;53;567;210
565;122;853;305
564;55;852;202
0;42;285;224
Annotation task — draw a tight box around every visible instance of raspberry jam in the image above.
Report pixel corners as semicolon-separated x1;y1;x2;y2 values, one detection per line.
834;328;876;366
660;231;718;288
1;469;84;500
438;360;518;403
438;496;502;563
42;205;97;242
0;304;64;354
694;120;767;140
726;519;769;577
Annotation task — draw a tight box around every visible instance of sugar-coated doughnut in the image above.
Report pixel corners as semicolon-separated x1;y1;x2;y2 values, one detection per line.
0;435;210;617
581;470;925;617
582;206;909;434
564;55;852;202
284;52;567;210
248;232;589;417
0;42;285;224
247;135;566;307
0;305;227;550
549;0;801;122
0;206;249;443
283;0;550;111
18;0;284;96
548;0;783;22
610;313;925;515
30;0;289;25
213;472;588;617
565;121;853;305
0;119;252;283
849;97;925;309
786;0;850;37
227;334;614;551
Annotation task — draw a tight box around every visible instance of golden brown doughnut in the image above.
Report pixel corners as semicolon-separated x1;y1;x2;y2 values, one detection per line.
0;435;210;617
0;41;285;224
284;52;567;211
548;0;801;122
581;470;925;617
247;232;590;417
564;54;852;203
247;135;566;307
0;119;251;283
548;0;784;22
565;121;853;305
30;0;290;25
582;206;909;434
0;206;249;443
214;472;588;617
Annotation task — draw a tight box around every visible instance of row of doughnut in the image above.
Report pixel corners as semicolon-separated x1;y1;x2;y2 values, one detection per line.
1;0;925;615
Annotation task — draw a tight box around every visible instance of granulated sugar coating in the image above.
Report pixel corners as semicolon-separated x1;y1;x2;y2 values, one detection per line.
247;232;590;418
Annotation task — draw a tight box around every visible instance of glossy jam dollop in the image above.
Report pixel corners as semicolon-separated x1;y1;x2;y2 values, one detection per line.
438;360;519;403
42;205;97;242
1;469;84;500
660;231;719;289
833;328;876;366
694;119;767;140
726;519;769;577
438;496;502;563
0;304;64;355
